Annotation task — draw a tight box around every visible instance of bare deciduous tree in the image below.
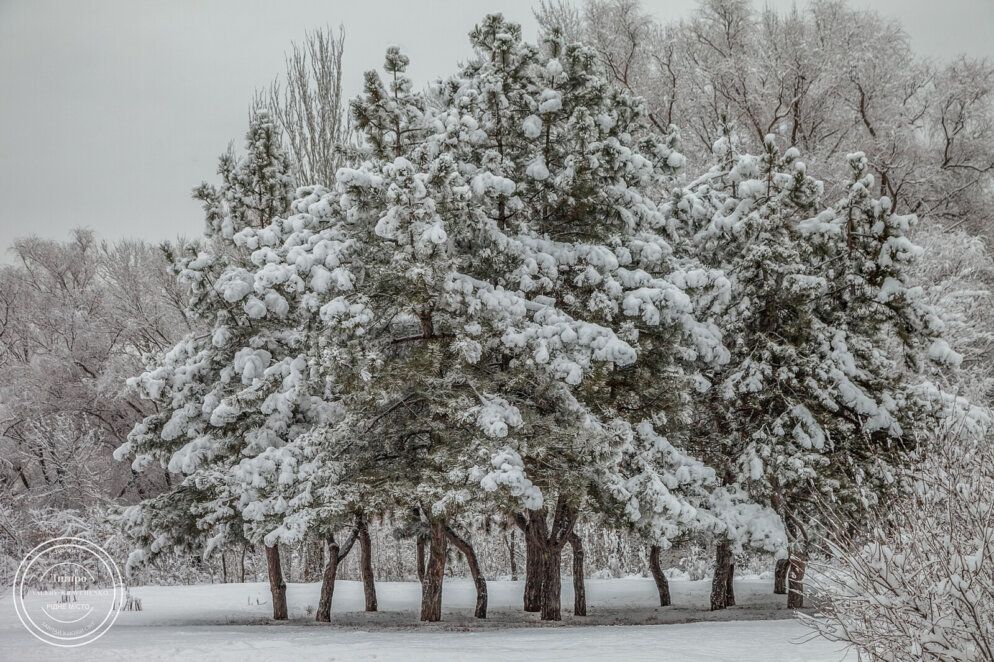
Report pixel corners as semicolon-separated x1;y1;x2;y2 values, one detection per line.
267;25;351;187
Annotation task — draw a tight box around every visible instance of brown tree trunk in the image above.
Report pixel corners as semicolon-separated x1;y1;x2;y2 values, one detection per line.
787;548;807;609
357;516;378;612
316;528;359;622
539;542;562;621
726;561;735;607
316;545;340;623
506;529;518;582
710;540;732;611
522;518;544;612
773;485;809;608
420;520;447;622
301;542;311;583
529;498;578;622
445;525;488;618
265;545;288;620
648;545;671;606
568;532;586;616
416;534;426;584
774;558;789;594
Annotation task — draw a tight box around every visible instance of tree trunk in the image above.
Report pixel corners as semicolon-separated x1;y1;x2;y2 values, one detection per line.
240;544;248;583
420;520;447;622
316;528;359;622
710;540;732;611
265;545;288;620
648;545;671;606
517;500;578;621
506;530;518;582
357;517;378;612
445;525;488;618
726;561;735;607
416;534;426;584
522;520;544;612
530;500;578;622
314;540;326;582
568;532;586;616
316;537;341;622
221;550;228;583
539;542;562;621
304;540;323;582
774;558;789;594
787;548;807;609
774;487;809;609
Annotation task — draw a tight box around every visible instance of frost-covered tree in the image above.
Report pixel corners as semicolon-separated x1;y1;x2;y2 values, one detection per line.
217;16;735;623
537;0;994;239
803;420;993;662
114;108;312;620
0;230;191;576
350;46;425;160
668;133;962;608
420;15;736;620
268;25;351;187
0;233;186;505
911;225;994;406
207;47;629;623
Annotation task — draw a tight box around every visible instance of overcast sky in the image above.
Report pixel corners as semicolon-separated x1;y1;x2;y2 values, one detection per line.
1;0;992;258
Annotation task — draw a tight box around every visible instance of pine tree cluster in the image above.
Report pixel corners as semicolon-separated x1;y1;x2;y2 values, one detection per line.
114;15;973;622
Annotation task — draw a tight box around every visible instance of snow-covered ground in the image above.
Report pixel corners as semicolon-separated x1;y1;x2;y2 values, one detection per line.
0;577;854;661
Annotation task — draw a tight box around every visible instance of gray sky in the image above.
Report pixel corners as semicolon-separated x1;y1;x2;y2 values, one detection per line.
2;0;992;258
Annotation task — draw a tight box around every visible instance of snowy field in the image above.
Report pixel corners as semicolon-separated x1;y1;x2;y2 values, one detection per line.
0;577;854;661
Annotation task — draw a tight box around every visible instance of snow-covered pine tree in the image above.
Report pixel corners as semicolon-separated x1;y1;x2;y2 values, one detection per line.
214;46;643;623
114;108;320;620
668;132;961;609
350;46;425;160
197;21;717;625
216;48;435;621
425;15;732;619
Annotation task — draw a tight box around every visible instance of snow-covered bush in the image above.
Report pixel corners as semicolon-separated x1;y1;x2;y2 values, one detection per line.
804;422;994;661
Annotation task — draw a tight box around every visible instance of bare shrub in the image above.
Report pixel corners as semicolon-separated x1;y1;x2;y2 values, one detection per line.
803;422;994;661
